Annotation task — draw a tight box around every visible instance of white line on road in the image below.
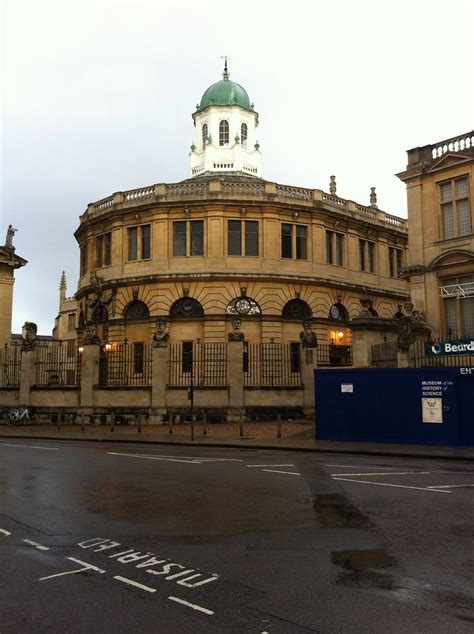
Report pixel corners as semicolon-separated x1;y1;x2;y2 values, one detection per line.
23;539;49;551
247;464;295;468
114;575;157;593
262;469;301;476
0;529;11;536
0;443;59;451
428;484;474;489
330;471;431;477
333;477;451;493
168;595;214;615
325;463;409;470
107;452;201;464
39;557;105;581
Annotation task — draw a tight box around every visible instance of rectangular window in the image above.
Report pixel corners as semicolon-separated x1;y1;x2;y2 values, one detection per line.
68;314;75;331
290;342;301;374
228;220;241;255
182;341;193;374
296;225;307;260
326;231;343;266
104;232;111;266
359;239;375;272
80;243;88;276
389;247;395;277
96;232;112;267
133;342;144;374
96;235;104;268
66;340;76;358
173;222;187;256
245;221;259;256
190;220;204;256
128;227;138;261
442;275;474;337
396;248;403;274
440;176;471;239
281;223;293;258
141;225;151;260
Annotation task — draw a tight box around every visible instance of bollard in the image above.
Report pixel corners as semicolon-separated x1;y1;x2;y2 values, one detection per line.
137;413;142;433
80;413;84;432
239;412;244;438
202;410;207;436
277;413;282;438
57;410;62;431
169;411;174;434
110;412;115;432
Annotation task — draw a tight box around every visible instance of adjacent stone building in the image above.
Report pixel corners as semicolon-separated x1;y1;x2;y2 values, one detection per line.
397;131;474;338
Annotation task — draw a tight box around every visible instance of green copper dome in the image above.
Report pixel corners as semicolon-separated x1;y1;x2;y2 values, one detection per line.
196;66;254;113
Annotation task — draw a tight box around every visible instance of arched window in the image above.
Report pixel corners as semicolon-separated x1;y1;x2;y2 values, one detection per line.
282;299;312;320
329;303;349;322
219;120;229;146
202;123;208;150
170;297;204;318
225;296;261;316
124;301;150;321
241;123;248;149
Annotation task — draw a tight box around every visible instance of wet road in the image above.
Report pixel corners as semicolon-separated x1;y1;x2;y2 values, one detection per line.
0;440;473;632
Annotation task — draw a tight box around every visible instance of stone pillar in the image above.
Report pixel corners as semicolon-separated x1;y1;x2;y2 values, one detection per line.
227;340;244;421
150;344;168;423
301;347;317;416
80;344;100;412
397;350;412;368
18;349;36;406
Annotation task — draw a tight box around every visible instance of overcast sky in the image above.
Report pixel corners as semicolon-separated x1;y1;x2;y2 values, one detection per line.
2;0;473;334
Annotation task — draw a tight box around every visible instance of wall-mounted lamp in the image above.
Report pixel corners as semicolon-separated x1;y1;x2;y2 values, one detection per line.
104;343;112;352
78;346;84;354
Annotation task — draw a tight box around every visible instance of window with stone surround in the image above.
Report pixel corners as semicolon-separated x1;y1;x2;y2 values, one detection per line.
202;123;208;150
96;232;112;268
440;176;471;240
241;123;248;149
326;231;344;266
219;120;229;146
173;220;204;257
227;220;259;256
388;246;403;277
127;225;151;261
442;275;474;337
359;239;375;273
281;223;307;260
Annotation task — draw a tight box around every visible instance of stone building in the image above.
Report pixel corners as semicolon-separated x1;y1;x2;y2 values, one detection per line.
397;131;474;338
51;271;78;356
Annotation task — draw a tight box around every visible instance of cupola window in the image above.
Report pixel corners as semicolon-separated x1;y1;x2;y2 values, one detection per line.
219;120;229;146
202;123;208;150
241;123;248;149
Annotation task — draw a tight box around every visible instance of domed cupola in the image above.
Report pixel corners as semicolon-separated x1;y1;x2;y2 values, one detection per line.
189;61;262;179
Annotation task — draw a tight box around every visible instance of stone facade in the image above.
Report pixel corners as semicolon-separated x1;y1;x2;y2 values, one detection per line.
397;131;474;338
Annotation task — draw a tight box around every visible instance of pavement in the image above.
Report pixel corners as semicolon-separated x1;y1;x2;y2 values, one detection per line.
1;419;473;460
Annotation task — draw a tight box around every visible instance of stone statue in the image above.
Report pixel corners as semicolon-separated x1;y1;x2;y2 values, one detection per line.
21;321;38;351
228;318;244;342
83;320;101;345
397;316;416;352
300;319;318;348
152;318;169;348
5;225;17;249
86;272;113;322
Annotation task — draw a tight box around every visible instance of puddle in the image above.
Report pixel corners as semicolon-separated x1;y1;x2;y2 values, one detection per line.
313;493;374;529
331;548;397;571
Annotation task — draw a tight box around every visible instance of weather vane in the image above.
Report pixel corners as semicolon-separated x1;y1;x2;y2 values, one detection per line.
221;55;230;78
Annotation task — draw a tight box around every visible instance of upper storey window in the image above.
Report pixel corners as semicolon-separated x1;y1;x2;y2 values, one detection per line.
440;177;471;239
219;120;229;146
241;123;248;149
359;239;375;272
96;232;112;268
281;223;307;260
128;224;151;261
202;123;208;150
173;220;204;257
228;220;259;256
326;231;344;266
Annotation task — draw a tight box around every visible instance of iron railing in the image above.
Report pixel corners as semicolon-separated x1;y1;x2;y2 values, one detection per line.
371;341;398;368
35;342;81;387
0;344;22;387
412;338;474;368
168;342;227;387
317;344;353;367
244;343;301;387
99;343;152;387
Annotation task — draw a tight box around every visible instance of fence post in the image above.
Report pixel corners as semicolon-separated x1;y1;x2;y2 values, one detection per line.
168;411;174;434
301;347;317;417
227;341;244;421
277;413;282;438
239;412;244;437
79;343;101;413
202;410;207;436
150;341;169;423
18;347;36;408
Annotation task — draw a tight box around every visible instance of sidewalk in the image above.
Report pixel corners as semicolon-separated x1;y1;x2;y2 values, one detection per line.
1;420;473;461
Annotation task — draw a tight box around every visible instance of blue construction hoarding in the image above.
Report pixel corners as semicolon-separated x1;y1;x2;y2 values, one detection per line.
314;367;474;446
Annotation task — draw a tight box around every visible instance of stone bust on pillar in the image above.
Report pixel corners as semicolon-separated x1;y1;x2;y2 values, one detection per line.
152;318;169;348
83;320;101;345
21;321;38;351
228;318;245;341
299;319;318;348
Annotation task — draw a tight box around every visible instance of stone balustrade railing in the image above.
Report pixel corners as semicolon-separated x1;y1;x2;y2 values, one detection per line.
82;179;407;232
406;130;474;168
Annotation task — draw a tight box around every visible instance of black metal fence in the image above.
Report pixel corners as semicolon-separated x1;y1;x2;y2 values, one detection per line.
371;341;398;368
412;338;474;368
0;344;21;387
317;344;353;367
35;342;81;387
244;343;301;387
99;343;152;387
169;342;227;387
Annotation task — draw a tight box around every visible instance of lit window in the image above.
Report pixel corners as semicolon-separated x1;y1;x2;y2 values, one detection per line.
219;120;229;146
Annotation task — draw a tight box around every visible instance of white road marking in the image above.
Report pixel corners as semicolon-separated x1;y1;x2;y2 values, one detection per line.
39;557;105;581
168;596;214;615
262;469;301;476
108;451;242;463
107;452;201;464
330;471;431;477
428;484;474;489
0;529;11;536
247;464;295;468
114;575;157;593
23;539;49;551
333;477;451;493
0;443;59;451
325;463;408;470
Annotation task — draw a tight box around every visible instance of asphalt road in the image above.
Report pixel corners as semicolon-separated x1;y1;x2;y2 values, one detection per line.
0;440;473;633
